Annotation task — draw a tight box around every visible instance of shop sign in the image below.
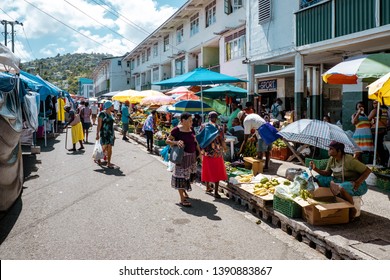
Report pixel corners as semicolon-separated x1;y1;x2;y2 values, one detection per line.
258;79;277;92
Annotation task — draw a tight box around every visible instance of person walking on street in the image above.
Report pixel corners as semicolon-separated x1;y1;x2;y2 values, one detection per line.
201;111;228;198
166;113;201;207
64;105;85;152
121;101;131;141
96;101;116;168
90;102;99;125
142;110;157;153
81;101;92;143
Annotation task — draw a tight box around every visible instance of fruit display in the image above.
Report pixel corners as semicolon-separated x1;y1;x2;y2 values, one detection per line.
242;141;257;157
252;177;292;197
237;174;254;183
272;139;287;148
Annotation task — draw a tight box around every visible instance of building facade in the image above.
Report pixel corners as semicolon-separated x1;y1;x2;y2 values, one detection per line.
123;0;247;92
92;55;129;97
247;0;390;129
78;77;94;98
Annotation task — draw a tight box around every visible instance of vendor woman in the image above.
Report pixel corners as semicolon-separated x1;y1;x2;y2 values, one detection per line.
309;141;371;219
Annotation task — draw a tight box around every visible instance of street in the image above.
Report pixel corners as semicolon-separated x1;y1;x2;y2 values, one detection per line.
0;126;326;260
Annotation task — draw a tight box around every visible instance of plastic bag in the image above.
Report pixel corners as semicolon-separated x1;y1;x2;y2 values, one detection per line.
160;145;170;162
92;141;104;160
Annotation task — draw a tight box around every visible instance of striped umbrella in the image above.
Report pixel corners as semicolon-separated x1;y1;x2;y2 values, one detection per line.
168;100;214;114
278;119;361;154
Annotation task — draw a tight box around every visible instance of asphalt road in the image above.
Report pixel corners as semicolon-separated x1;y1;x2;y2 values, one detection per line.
0;126;326;260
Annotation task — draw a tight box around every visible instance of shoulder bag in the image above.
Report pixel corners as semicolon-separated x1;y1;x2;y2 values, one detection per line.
69;113;80;126
169;145;184;164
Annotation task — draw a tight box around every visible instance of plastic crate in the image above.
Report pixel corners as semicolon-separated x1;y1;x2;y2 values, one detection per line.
305;158;329;170
273;195;302;218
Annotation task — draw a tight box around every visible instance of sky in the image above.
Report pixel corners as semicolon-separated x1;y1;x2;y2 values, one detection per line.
0;0;188;62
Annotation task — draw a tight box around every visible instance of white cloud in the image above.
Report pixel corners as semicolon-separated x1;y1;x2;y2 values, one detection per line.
1;0;183;61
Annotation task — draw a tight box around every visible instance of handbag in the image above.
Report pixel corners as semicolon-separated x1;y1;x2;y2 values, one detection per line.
169;145;184;164
69;113;80;126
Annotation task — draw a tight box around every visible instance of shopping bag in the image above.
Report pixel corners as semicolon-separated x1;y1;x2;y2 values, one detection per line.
169;145;184;164
92;141;104;160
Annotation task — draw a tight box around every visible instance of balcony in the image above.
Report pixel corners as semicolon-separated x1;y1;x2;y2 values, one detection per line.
296;0;389;46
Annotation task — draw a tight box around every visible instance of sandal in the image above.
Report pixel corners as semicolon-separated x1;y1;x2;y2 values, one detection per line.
205;188;213;194
68;148;76;152
107;164;115;169
78;147;85;150
94;160;102;165
214;193;222;199
179;200;191;207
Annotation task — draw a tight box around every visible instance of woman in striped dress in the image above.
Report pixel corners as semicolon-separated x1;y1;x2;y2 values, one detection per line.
351;101;374;160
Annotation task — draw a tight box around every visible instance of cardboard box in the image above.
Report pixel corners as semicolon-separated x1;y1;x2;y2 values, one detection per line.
243;157;264;175
294;187;354;225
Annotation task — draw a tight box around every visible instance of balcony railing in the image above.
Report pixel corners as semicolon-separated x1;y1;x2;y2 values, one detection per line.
296;0;388;46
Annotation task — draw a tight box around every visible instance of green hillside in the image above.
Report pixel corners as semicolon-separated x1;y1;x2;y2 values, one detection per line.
20;53;112;94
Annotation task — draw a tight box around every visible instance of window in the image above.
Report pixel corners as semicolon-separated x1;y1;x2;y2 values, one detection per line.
146;48;151;61
176;25;184;45
127;61;130;67
163;35;170;52
190;13;199;36
153;43;158;57
175;57;185;76
141;52;145;63
117;60;122;66
135;75;140;86
152;67;159;82
224;0;242;14
225;29;246;61
136;56;140;66
258;0;271;24
130;59;135;70
205;0;216;28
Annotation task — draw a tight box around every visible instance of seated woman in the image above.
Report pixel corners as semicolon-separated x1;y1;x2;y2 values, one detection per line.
309;141;371;219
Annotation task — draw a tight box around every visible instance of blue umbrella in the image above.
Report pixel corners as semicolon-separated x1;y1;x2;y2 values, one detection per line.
153;67;246;117
168;100;214;114
198;84;247;99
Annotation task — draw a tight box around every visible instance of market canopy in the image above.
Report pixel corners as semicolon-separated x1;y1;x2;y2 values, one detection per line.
0;43;20;73
112;89;140;102
168;100;214;114
368;71;390;105
322;53;390;84
20;70;59;99
128;89;165;104
198;84;247;99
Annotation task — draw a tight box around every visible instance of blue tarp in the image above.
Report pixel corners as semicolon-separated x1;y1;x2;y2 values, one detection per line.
20;70;59;99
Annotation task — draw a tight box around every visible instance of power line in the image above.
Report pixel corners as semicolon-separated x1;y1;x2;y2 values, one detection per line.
23;0;124;56
63;0;138;47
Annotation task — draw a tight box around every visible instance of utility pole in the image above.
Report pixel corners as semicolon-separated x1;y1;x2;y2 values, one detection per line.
1;20;23;53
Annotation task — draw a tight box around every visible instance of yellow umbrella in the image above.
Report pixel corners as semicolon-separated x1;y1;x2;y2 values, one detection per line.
368;71;390;105
367;71;390;166
112;89;140;102
129;89;165;104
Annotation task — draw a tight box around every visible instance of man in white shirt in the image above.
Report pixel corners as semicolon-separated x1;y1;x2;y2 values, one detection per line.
271;98;284;121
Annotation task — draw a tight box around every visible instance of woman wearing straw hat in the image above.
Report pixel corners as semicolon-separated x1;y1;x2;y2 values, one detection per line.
96;101;116;168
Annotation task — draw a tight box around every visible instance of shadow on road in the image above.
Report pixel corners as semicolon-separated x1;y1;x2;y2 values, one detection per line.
177;198;221;220
94;167;125;176
0;196;22;245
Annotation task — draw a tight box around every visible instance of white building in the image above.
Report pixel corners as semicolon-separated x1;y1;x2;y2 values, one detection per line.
247;0;390;128
92;55;130;97
123;0;247;92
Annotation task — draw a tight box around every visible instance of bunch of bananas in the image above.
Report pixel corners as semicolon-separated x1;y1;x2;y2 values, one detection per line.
253;178;279;196
238;174;254;183
242;141;257;157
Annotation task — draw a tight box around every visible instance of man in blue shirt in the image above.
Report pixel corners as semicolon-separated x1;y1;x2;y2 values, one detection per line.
121;101;131;141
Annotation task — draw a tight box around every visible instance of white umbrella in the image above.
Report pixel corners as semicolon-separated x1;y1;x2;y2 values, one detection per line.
278;119;361;154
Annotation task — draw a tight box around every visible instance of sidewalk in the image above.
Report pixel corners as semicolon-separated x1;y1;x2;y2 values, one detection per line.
127;130;390;260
